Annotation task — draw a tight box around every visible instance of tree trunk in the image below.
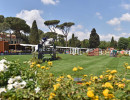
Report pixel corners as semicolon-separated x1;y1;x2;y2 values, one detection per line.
65;36;67;47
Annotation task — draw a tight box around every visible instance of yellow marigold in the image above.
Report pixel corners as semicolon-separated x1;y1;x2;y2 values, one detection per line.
41;66;45;69
103;89;109;97
93;76;98;80
73;67;78;71
32;62;36;65
46;67;49;70
78;66;83;70
48;61;52;66
118;83;125;88
111;70;117;74
56;78;61;82
125;63;128;66
108;94;114;99
67;75;73;80
59;76;64;79
87;87;92;91
122;78;126;82
53;83;60;91
104;82;113;89
82;78;85;81
92;95;99;100
108;75;113;80
49;73;53;77
87;90;94;98
49;93;56;100
127;66;130;69
100;75;103;79
106;70;111;73
30;65;34;68
36;64;40;68
83;75;87;77
86;81;91;85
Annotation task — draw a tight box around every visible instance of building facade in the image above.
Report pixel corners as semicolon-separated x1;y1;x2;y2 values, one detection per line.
0;33;22;44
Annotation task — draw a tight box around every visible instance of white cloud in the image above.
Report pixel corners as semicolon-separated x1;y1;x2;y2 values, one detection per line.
121;4;130;10
114;27;122;31
41;0;59;5
120;13;130;21
99;33;130;41
107;13;130;26
107;18;120;25
16;9;46;29
96;12;103;19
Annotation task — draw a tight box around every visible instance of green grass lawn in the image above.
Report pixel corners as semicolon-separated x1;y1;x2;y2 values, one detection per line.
0;54;130;78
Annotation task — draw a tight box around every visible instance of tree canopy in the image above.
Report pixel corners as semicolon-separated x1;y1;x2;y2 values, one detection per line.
118;37;129;50
29;20;39;44
57;22;75;47
89;28;100;48
44;20;60;32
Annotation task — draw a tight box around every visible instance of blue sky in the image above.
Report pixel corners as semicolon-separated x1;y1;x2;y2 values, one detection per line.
1;0;130;41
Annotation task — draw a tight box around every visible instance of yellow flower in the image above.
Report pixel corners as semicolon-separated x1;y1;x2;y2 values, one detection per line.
73;67;78;71
86;81;91;85
108;75;113;80
32;62;36;65
125;63;128;66
59;76;64;79
82;78;85;81
111;70;117;74
87;87;92;91
83;75;87;77
106;70;111;73
104;82;113;89
30;65;34;68
93;76;98;80
118;83;125;88
108;94;114;99
100;75;103;79
92;95;99;100
122;78;126;82
53;83;60;91
87;90;94;98
103;89;109;97
36;64;40;68
78;66;83;70
127;66;130;69
49;93;56;100
48;61;52;66
46;67;50;70
67;75;73;80
41;66;45;69
56;78;61;82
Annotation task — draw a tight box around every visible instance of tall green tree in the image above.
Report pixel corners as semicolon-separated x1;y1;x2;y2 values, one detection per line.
38;29;44;40
81;39;89;48
0;15;4;23
118;37;128;50
57;34;65;46
127;37;130;49
5;17;30;43
110;36;115;47
98;41;108;49
69;33;75;47
29;20;39;44
0;22;10;41
89;28;100;48
57;22;75;47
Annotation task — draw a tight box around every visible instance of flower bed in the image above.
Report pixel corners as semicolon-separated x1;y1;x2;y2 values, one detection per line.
0;58;130;100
